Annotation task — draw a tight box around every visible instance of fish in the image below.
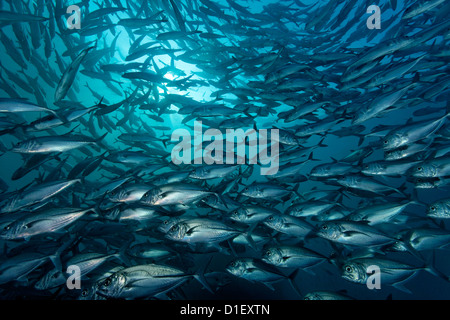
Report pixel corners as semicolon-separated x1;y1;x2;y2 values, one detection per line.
345;201;415;225
0;10;48;23
127;242;175;260
316;220;396;247
66;252;121;278
240;183;298;200
427;198;450;218
0;252;58;285
54;44;97;102
229;205;281;225
0;179;80;213
165;218;241;245
361;160;421;177
409;156;450;178
402;0;447;20
263;214;314;239
286;201;340;218
341;257;442;293
303;291;354;300
11;133;107;154
262;245;328;271
334;175;406;197
0;207;93;240
0;98;58;116
225;257;301;295
96;263;207;299
352;84;413;125
382;114;449;151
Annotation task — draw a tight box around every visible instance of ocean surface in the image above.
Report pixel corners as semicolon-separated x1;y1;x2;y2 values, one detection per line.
0;0;449;300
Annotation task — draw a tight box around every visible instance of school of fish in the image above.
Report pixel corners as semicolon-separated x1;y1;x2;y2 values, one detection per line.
0;0;449;300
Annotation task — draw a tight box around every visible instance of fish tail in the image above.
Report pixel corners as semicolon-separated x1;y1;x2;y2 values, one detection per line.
193;256;214;294
424;250;449;282
118;238;134;267
286;269;302;298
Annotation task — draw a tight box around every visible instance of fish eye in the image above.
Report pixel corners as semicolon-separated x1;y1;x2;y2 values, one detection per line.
383;140;388;144
103;278;111;287
430;206;436;211
109;191;115;196
230;261;236;267
321;225;328;230
268;216;273;221
345;265;352;272
265;250;272;256
163;220;169;225
81;289;89;297
417;167;423;171
3;225;10;231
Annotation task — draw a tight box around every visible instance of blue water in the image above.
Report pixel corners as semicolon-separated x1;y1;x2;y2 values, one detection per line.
0;0;449;300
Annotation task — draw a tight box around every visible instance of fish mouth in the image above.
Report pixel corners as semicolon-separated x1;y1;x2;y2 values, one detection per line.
225;266;236;276
341;273;356;282
427;213;443;218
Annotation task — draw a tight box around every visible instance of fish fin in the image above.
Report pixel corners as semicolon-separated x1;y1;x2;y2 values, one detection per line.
307;151;320;162
49;254;62;272
243;224;258;251
118;238;134;267
357;134;365;147
392;281;412;294
317;137;328;148
193;256;214;295
423;250;449;282
302;266;316;276
286;269;302;298
262;282;276;291
226;239;238;257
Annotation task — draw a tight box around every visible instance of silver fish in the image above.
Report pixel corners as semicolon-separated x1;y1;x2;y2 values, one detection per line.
0;179;80;213
263;214;314;238
55;44;96;102
262;245;328;270
316;220;396;247
165;218;241;244
96;264;192;299
427;198;450;218
11;134;106;154
0;207;93;240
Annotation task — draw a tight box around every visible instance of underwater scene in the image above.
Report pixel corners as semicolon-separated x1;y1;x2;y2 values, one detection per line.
0;0;449;301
